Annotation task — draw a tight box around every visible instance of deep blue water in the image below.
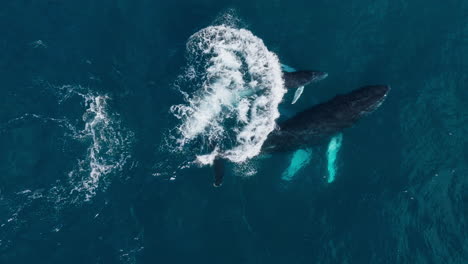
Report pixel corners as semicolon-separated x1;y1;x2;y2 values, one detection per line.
0;1;467;263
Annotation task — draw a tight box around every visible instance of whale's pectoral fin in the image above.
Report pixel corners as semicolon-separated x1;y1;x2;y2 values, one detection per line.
326;133;343;183
282;148;313;181
291;86;305;104
213;158;224;187
281;64;296;73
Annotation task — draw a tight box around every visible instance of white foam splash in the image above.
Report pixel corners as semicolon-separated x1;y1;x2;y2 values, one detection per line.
170;25;286;165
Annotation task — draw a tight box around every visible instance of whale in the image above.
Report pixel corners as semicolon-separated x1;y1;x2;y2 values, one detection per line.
229;68;327;106
281;65;328;104
282;70;328;90
262;85;390;153
212;85;390;187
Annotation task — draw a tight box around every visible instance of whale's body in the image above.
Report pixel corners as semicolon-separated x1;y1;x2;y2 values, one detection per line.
212;85;390;187
262;85;390;153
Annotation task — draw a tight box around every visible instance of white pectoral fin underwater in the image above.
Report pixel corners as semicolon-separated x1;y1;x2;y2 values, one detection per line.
291;86;304;104
327;133;343;183
282;148;313;181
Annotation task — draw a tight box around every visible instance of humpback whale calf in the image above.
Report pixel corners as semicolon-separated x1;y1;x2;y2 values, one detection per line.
282;70;328;90
235;68;327;104
213;85;390;187
281;65;328;104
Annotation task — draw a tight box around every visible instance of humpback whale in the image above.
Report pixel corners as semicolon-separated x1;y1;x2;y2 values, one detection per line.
282;70;328;90
227;68;326;105
281;66;328;104
212;85;390;187
263;85;390;153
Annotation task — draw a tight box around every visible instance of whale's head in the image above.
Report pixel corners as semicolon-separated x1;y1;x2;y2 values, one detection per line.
342;85;390;116
309;71;329;82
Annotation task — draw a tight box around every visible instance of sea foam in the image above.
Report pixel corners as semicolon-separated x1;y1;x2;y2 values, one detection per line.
170;24;286;165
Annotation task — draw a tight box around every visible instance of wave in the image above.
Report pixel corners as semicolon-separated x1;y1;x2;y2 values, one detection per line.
170;22;286;166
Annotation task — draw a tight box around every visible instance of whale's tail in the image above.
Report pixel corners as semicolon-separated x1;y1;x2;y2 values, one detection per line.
212;157;224;187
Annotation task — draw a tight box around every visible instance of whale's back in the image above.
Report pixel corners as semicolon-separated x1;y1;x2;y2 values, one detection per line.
263;85;390;152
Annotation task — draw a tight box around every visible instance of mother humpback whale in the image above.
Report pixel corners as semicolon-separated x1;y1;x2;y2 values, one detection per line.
213;85;390;187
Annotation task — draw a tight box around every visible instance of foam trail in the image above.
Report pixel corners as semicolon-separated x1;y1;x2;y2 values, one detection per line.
171;24;286;165
1;85;132;202
53;85;133;201
0;84;134;249
72;94;131;200
0;113;77;135
326;133;343;183
282;148;313;181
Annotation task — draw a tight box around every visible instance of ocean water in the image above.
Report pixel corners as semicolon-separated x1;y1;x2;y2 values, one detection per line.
0;1;467;263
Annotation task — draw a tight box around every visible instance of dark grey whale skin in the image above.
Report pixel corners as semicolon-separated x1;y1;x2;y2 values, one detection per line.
282;70;328;89
213;85;390;187
262;85;390;153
